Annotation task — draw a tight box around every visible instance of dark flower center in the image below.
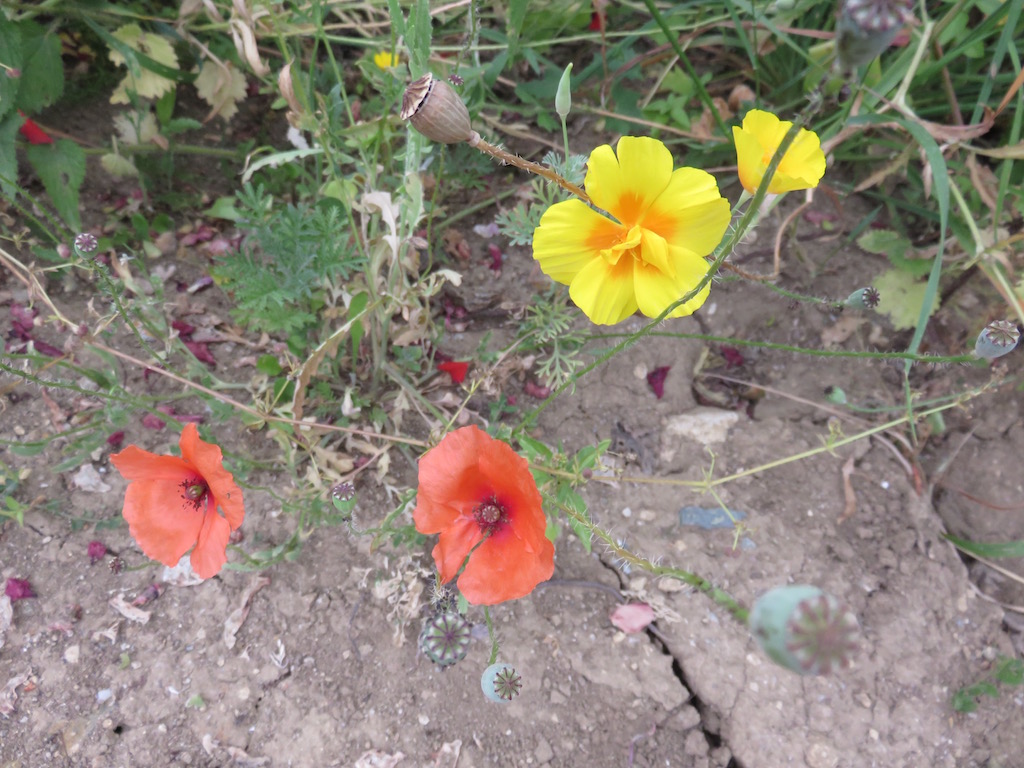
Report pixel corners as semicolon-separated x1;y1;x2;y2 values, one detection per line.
473;496;507;535
179;477;209;511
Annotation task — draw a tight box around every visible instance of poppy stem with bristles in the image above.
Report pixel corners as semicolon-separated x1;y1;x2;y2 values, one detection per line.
468;135;591;205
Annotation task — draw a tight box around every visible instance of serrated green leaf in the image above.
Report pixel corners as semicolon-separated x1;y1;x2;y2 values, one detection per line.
951;690;978;713
101;152;140;179
18;22;64;113
873;268;937;330
994;658;1024;686
0;114;21;199
0;23;23;122
205;195;241;221
26;138;86;230
106;24;179;104
857;229;907;257
517;436;552;461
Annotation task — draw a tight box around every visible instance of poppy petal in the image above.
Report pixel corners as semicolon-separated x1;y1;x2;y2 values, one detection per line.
585;137;673;225
433;517;484;583
633;246;711;319
110;446;193;481
643;168;731;249
179;423;244;529
569;252;638;325
18;115;53;145
458;529;554;605
533;199;620;284
190;508;232;579
121;478;205;567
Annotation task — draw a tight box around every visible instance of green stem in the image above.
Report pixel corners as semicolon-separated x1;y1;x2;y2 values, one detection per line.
638;0;729;139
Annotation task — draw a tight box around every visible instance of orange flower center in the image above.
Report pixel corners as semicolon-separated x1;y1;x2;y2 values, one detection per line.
473;496;507;535
179;478;209;511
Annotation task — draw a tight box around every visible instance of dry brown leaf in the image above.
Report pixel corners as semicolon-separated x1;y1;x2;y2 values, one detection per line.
223;575;271;649
838;454;857;524
109;594;150;624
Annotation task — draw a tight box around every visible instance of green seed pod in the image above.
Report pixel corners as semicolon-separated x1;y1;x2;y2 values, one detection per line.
845;286;880;310
419;612;471;666
974;320;1020;361
750;585;859;675
481;662;522;703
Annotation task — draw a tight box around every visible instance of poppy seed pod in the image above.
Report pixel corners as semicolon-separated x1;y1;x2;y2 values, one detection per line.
401;73;478;144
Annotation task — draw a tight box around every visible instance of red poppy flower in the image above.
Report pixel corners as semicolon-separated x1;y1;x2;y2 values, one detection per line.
18;112;53;145
413;425;554;605
110;423;244;579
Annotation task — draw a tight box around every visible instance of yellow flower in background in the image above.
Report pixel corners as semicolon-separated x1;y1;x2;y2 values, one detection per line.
532;137;731;326
373;51;401;70
733;110;826;195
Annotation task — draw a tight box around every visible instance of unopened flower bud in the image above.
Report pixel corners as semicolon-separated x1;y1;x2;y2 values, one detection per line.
401;73;478;145
845;286;879;310
974;320;1020;361
481;662;522;703
555;63;573;120
750;585;859;675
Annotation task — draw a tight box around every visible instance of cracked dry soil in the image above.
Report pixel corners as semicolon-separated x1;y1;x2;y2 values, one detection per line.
3;184;1024;768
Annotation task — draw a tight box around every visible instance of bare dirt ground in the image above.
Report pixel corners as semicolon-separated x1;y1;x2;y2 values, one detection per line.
4;137;1024;768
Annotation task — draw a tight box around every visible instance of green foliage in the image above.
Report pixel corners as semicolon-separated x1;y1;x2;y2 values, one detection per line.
516;287;586;389
496;151;585;246
953;657;1024;713
212;187;365;342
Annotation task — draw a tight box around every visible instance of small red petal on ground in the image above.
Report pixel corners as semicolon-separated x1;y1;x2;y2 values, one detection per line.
107;431;125;448
487;244;503;273
87;541;107;564
18;114;53;145
646;366;670;399
171;320;196;337
720;346;745;368
610;602;655;633
5;577;36;601
589;11;605;31
141;413;166;430
438;360;469;384
184;340;216;367
523;380;552;399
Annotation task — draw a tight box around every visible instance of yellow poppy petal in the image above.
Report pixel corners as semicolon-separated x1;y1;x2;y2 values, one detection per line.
569;255;638;325
777;130;826;190
735;110;825;194
633;246;711;319
533;199;621;284
639;227;674;277
643;167;731;251
733;123;768;194
585;137;674;225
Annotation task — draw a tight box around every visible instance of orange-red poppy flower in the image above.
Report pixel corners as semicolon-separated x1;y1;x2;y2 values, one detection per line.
413;425;554;605
110;423;244;579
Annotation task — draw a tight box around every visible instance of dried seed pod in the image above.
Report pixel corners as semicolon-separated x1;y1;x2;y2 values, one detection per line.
401;73;478;145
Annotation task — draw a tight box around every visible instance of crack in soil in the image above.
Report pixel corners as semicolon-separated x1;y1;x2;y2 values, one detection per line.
588;557;742;768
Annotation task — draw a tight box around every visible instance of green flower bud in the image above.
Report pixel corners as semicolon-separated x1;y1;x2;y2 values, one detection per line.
555;63;573;120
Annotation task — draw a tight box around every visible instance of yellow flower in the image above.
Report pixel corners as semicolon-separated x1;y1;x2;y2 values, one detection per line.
733;110;826;195
373;51;401;70
532;137;731;326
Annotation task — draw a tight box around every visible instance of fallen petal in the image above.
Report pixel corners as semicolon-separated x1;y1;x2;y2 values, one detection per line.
610;602;656;634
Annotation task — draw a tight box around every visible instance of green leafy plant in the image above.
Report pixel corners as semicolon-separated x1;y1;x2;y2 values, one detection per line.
953;656;1024;713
